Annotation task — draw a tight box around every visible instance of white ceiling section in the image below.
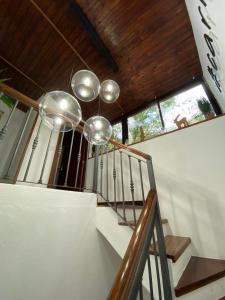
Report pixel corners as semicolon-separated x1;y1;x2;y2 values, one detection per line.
185;0;225;112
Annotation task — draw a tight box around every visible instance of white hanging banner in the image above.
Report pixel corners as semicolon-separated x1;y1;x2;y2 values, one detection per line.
185;0;225;111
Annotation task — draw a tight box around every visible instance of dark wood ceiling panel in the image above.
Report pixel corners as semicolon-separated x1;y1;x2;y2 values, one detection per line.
0;0;202;122
77;0;202;118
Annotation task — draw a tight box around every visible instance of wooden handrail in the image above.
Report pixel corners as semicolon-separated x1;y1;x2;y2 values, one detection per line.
0;82;151;160
0;82;39;109
108;189;156;300
109;138;151;160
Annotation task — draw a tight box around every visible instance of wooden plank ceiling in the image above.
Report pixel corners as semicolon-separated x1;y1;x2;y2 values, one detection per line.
0;0;202;122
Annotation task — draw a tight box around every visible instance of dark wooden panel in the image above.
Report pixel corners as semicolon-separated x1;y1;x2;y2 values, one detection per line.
0;0;202;122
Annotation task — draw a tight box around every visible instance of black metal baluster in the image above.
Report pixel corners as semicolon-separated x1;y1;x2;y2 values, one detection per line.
152;231;162;300
139;281;144;300
128;155;136;224
138;159;145;203
82;141;90;191
53;130;65;186
100;145;103;196
3;107;33;179
113;145;117;210
120;151;126;221
74;132;83;188
93;146;99;193
38;126;55;184
64;129;75;186
106;145;109;202
155;202;173;300
23;119;43;182
0;100;19;140
147;256;154;300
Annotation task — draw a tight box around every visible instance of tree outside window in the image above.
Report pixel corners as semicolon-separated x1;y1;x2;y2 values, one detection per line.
128;104;163;144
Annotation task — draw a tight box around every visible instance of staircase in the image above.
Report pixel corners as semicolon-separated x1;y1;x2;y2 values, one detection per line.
1;82;225;299
97;200;225;299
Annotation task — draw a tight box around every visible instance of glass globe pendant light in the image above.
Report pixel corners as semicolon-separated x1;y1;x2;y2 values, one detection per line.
39;91;82;132
83;115;112;145
99;79;120;104
71;70;100;102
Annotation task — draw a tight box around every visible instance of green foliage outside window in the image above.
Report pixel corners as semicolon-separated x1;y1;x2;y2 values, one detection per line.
128;104;163;144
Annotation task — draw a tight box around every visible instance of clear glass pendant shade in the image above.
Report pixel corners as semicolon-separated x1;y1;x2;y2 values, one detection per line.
100;80;120;103
39;91;82;132
71;70;100;102
83;116;112;145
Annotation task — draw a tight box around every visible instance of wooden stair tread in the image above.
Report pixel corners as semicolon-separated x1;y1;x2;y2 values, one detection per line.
97;200;143;207
175;256;225;297
118;218;168;226
149;235;191;263
116;205;144;209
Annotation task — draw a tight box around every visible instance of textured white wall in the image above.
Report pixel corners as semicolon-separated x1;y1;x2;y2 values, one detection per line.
132;116;225;259
0;184;121;300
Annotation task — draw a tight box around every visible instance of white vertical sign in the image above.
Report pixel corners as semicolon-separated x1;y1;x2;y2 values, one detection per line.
185;0;225;111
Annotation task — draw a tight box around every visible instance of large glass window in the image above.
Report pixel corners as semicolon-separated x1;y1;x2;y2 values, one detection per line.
160;84;213;132
112;122;122;143
128;104;163;144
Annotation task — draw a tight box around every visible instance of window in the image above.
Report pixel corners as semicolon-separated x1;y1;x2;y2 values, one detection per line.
160;84;213;132
128;104;163;144
112;122;122;143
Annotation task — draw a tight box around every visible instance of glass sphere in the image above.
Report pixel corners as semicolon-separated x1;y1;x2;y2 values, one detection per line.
83;116;112;145
39;91;82;132
71;70;100;102
100;80;120;103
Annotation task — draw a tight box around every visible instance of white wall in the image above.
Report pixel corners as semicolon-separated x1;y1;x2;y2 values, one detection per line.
17;116;59;185
132;116;225;259
185;0;225;111
0;183;121;300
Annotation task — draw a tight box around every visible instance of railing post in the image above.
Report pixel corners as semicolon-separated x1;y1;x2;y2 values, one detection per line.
93;146;99;193
74;132;83;188
23;119;43;182
0;100;19;140
147;157;173;300
53;131;65;186
64;129;75;186
100;145;104;196
120;151;126;220
106;145;109;201
128;155;136;224
138;159;145;203
155;202;173;300
38;126;55;184
113;145;117;210
146;157;156;190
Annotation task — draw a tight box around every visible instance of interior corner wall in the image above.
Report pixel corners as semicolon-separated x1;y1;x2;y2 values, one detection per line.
0;184;121;300
0;101;27;176
185;0;225;111
131;116;225;260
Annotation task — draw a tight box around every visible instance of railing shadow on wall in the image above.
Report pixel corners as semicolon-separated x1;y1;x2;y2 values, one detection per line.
0;82;173;299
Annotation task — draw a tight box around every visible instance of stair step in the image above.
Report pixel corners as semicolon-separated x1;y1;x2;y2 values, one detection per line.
116;205;143;209
175;256;225;297
118;218;168;226
97;200;143;207
149;235;191;263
